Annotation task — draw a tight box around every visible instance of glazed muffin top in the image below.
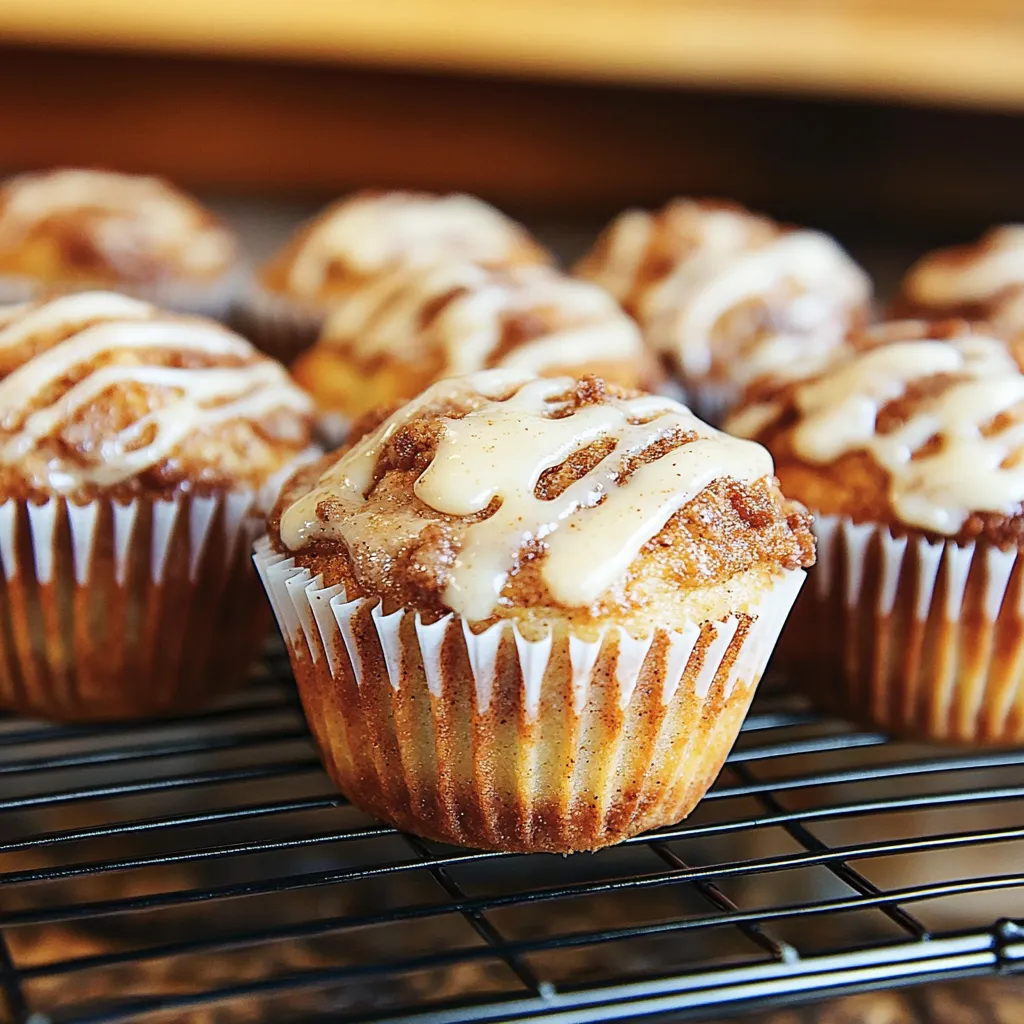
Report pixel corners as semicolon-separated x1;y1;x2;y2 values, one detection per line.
893;225;1024;338
259;191;553;302
271;372;814;632
0;291;314;503
310;260;652;381
725;319;1024;546
0;169;237;288
575;198;872;388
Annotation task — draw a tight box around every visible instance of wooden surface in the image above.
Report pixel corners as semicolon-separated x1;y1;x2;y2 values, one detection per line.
2;0;1024;110
1;44;1023;239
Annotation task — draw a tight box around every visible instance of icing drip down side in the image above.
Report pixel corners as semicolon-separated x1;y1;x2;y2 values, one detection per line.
729;330;1024;536
279;372;777;621
319;262;645;375
0;291;313;496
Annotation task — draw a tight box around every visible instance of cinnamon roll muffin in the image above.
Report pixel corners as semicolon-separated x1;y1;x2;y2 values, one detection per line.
0;168;240;317
256;371;813;852
575;199;873;422
727;318;1024;744
892;225;1024;345
237;190;552;363
0;291;314;721
292;261;657;440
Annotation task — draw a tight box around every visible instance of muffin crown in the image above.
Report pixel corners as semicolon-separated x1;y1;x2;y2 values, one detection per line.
320;261;645;376
0;169;236;283
277;371;811;623
897;224;1024;327
576;198;871;385
728;320;1024;537
0;291;313;498
268;191;551;299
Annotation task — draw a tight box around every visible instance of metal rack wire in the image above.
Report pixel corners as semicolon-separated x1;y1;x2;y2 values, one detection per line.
1;643;1023;1024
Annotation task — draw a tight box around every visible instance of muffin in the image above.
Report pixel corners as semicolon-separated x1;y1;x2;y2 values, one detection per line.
726;318;1024;744
892;224;1024;342
0;168;240;317
575;198;873;422
291;261;658;441
0;291;314;721
237;190;553;363
255;370;814;852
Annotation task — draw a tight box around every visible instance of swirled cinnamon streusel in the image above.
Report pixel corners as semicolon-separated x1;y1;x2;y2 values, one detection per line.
0;169;237;291
271;372;813;630
292;261;657;422
575;198;872;417
260;191;552;303
0;291;313;502
892;225;1024;341
726;319;1024;547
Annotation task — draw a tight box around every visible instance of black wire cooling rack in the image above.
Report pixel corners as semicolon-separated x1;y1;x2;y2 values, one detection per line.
1;642;1023;1024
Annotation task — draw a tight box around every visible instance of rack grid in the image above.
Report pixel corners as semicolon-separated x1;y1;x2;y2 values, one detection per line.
1;642;1023;1024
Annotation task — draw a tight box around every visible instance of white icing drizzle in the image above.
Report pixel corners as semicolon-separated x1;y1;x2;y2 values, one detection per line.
904;225;1024;308
0;291;312;491
320;262;644;375
279;371;774;620
286;192;545;297
579;200;870;386
747;334;1024;535
0;169;235;276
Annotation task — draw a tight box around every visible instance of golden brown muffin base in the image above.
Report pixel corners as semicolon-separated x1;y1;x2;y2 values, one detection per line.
0;494;268;721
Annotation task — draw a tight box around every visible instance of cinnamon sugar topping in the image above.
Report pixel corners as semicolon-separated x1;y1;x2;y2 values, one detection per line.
279;371;775;619
902;225;1024;308
319;261;645;377
281;192;550;297
576;198;870;387
729;327;1024;535
0;169;236;282
0;292;313;496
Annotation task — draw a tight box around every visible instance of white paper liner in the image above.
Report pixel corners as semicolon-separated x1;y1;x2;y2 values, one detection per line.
0;491;269;721
685;380;742;427
232;280;327;364
316;412;351;450
0;268;243;322
255;537;804;851
795;513;1024;743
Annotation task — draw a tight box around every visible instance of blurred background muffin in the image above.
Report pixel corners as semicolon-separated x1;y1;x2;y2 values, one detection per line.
0;168;241;317
0;290;313;721
727;318;1024;743
892;224;1024;344
575;198;873;422
291;260;656;441
236;190;553;364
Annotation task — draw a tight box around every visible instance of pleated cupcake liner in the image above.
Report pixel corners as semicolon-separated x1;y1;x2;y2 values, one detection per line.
0;269;243;322
684;380;742;427
316;412;352;450
655;377;738;427
785;513;1024;744
231;281;327;365
0;491;269;721
255;537;805;852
